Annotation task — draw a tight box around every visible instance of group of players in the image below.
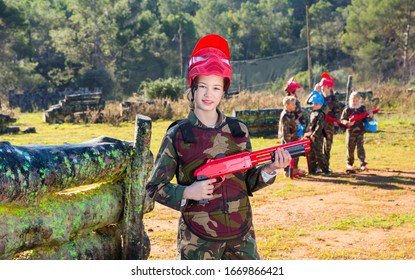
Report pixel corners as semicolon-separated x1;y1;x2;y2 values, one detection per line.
279;74;374;177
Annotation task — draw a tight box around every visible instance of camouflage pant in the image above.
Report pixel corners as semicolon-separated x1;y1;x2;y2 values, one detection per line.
345;131;366;166
177;218;260;260
323;123;335;166
308;136;329;173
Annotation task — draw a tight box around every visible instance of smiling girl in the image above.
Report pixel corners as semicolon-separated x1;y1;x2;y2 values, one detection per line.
145;34;291;260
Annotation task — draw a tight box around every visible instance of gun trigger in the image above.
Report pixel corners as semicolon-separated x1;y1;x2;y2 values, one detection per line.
271;152;275;162
214;176;224;184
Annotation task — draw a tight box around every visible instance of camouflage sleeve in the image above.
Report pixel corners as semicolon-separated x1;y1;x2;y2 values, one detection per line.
361;106;373;121
310;113;325;139
340;108;350;121
282;116;292;143
145;128;186;211
333;99;343;119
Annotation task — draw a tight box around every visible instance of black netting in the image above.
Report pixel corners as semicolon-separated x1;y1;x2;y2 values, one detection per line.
230;47;308;92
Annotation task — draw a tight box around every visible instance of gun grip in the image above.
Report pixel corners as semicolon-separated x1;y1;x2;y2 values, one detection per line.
193;176;223;205
289;158;295;179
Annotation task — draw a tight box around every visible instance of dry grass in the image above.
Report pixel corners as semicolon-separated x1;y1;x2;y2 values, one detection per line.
2;84;415;260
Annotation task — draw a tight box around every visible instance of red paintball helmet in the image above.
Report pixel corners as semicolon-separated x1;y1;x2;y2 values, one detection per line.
187;34;232;90
319;72;334;88
284;76;302;94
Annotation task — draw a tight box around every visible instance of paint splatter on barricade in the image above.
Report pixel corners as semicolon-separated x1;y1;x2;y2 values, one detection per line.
232;108;283;137
0;114;154;260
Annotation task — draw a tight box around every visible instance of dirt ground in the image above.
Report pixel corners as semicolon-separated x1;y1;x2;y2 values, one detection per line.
143;168;415;260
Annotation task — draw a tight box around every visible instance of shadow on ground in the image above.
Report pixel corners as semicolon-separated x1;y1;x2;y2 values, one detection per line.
301;168;415;191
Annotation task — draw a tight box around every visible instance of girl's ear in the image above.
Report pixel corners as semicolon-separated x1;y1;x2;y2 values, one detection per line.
191;82;198;102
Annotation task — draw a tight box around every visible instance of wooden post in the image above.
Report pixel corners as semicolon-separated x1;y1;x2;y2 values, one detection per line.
178;23;183;78
403;6;411;83
346;75;353;105
306;2;312;91
121;114;152;260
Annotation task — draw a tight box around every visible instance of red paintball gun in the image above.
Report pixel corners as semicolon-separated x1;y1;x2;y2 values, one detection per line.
349;107;380;122
193;138;310;204
326;114;349;129
193;138;310;203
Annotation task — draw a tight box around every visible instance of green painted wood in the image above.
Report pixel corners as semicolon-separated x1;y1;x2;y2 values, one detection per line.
0;136;132;206
121;114;153;260
14;226;122;260
0;182;123;259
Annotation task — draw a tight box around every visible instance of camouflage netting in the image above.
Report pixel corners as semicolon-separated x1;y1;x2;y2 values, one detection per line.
0;114;154;260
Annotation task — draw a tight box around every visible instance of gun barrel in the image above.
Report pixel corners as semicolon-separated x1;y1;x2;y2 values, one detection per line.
349;107;380;122
193;139;310;180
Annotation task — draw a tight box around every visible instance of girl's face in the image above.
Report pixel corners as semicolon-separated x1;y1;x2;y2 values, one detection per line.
292;89;301;99
286;99;296;112
312;102;322;110
321;86;331;95
194;75;224;113
351;96;361;107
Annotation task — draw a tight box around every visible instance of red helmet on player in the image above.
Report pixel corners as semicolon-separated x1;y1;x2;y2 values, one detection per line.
187;34;232;90
319;72;334;88
284;76;302;94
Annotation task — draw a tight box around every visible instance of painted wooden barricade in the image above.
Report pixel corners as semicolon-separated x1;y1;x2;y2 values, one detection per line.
0;114;154;260
233;91;378;137
232;108;283;137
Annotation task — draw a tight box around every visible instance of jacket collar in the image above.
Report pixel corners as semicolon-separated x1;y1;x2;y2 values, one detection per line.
187;108;226;128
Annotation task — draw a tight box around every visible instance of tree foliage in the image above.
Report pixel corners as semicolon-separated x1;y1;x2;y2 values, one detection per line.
342;0;415;82
0;0;413;101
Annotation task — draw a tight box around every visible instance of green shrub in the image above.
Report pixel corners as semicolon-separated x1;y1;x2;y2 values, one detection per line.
77;67;115;97
141;77;185;101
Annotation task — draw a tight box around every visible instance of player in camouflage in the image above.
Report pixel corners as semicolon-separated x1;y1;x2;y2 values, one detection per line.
304;93;330;175
145;34;291;260
319;73;342;172
284;77;308;131
283;77;307;177
278;95;305;177
341;92;373;171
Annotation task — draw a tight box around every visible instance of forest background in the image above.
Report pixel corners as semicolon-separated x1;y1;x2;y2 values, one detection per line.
1;0;415;261
1;0;414;102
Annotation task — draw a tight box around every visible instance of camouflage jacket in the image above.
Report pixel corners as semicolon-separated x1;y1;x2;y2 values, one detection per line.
341;105;371;135
145;109;275;241
278;109;298;144
305;109;326;140
323;93;342;119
